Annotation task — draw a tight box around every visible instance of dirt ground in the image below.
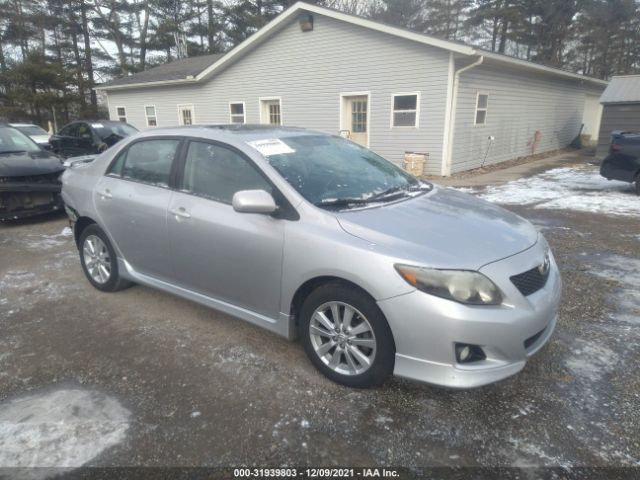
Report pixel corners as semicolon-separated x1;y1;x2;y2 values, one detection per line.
0;156;638;477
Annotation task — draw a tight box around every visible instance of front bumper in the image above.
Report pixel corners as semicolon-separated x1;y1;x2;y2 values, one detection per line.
378;241;562;389
0;186;63;220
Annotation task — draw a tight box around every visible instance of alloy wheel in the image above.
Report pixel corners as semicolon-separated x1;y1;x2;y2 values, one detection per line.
309;301;377;376
83;235;111;284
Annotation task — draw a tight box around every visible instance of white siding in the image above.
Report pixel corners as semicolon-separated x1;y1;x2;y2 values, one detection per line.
106;15;451;174
450;64;601;173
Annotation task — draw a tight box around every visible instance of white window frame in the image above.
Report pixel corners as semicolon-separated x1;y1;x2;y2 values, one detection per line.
177;104;196;125
144;105;157;127
259;97;283;125
229;101;246;124
115;106;127;123
390;92;420;128
339;91;371;148
474;92;489;126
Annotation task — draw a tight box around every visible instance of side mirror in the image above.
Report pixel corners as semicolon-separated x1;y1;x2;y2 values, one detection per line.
232;189;277;214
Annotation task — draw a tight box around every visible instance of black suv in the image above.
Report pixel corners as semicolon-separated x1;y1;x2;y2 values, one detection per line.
49;120;138;158
600;131;640;195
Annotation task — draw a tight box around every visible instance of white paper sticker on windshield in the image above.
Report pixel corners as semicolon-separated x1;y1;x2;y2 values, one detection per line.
247;138;295;156
91;123;104;128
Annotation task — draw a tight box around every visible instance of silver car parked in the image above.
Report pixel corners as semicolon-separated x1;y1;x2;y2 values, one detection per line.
61;126;561;388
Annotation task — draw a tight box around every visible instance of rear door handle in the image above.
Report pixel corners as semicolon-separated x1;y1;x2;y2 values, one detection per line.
170;207;191;219
101;189;113;199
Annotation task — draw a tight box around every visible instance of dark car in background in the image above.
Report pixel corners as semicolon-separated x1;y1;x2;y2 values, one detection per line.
0;125;65;220
49;120;137;158
600;131;640;195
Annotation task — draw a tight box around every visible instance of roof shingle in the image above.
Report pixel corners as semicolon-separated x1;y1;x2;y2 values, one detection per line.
100;53;225;88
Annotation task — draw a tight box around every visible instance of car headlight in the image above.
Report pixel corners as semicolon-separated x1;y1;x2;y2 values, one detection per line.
395;264;503;305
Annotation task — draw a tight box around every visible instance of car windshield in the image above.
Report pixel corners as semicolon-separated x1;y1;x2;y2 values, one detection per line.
94;122;138;140
0;127;41;153
16;125;48;136
259;135;430;208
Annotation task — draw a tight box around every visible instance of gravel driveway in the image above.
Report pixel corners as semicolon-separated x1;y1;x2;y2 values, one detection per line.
0;158;638;477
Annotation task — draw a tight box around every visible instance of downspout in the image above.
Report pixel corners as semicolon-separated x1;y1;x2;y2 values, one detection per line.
442;55;484;176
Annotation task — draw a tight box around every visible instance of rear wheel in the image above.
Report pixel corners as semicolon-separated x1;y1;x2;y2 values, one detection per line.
79;224;131;292
299;283;395;388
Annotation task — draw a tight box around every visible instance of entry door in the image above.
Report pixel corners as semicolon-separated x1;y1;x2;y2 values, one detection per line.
342;95;369;147
178;105;195;125
260;99;282;126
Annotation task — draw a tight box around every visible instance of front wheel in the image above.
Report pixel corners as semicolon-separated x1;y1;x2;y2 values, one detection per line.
299;283;395;388
79;224;131;292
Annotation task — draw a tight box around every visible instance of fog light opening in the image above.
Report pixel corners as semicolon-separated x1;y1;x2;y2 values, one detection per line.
455;343;486;364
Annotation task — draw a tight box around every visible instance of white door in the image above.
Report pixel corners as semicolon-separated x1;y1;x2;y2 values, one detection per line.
582;94;603;142
178;105;195;125
341;95;369;147
260;99;282;126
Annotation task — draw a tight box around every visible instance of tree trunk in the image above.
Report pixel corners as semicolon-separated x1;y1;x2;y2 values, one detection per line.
207;0;215;52
80;0;98;109
139;0;150;69
70;22;87;108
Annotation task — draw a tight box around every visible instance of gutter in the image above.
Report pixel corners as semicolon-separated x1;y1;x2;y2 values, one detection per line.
442;55;484;176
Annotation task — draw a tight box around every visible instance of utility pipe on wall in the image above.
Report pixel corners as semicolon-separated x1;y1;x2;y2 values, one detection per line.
442;55;484;176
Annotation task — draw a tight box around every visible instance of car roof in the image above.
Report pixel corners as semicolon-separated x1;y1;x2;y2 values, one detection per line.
8;123;39;128
135;124;327;144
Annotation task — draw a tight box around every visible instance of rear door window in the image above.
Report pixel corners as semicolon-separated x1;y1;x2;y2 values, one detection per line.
179;141;271;204
109;139;180;188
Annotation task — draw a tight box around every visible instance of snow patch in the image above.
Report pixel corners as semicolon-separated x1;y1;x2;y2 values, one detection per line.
460;166;639;217
21;228;73;250
0;271;65;314
566;339;618;382
590;255;640;325
0;388;130;468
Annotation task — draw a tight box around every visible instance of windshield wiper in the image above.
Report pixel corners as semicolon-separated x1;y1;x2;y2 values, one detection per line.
315;197;375;208
0;150;28;155
369;182;432;201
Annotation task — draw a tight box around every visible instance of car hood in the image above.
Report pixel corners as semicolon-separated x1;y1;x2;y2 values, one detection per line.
335;186;538;270
0;152;64;176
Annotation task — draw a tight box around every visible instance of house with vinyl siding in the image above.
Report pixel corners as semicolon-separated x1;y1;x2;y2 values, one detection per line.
98;2;607;176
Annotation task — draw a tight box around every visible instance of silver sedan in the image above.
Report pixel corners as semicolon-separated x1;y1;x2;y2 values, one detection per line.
61;126;561;388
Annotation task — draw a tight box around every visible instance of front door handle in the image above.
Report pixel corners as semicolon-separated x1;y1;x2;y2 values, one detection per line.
101;189;113;199
170;207;191;219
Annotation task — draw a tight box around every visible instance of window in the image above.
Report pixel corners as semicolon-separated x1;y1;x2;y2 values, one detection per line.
392;93;419;127
77;123;92;140
180;141;271;204
351;99;367;132
116;107;127;123
178;105;195;125
475;93;489;125
145;106;157;127
229;102;245;124
109;139;180;187
0;127;41;153
59;124;78;137
260;98;281;126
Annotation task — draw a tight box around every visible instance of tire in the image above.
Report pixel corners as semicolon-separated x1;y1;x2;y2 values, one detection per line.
79;224;131;292
299;283;395;388
635;178;640;196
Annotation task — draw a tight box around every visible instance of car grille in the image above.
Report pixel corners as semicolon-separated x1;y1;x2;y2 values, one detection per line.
510;266;549;296
0;172;61;184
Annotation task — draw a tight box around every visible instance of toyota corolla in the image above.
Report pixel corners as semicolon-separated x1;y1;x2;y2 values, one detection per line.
61;126;561;388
